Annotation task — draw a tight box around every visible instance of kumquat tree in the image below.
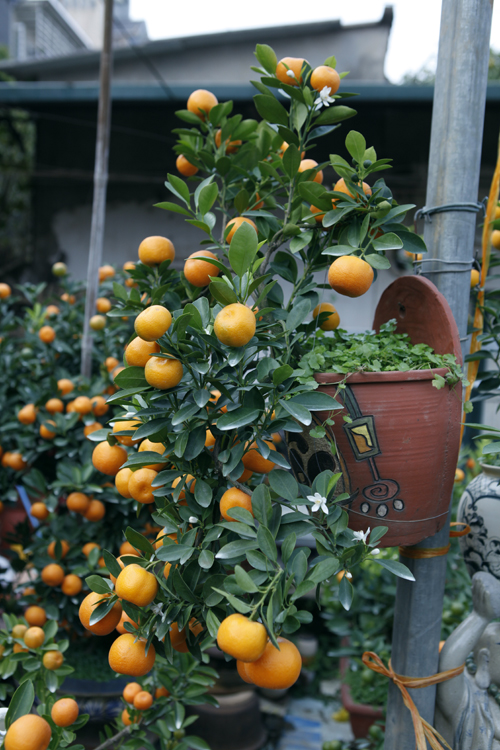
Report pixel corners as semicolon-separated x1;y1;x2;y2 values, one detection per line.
80;44;420;699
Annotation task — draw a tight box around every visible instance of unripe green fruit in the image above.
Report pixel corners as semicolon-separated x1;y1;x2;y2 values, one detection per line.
90;315;106;331
52;262;67;277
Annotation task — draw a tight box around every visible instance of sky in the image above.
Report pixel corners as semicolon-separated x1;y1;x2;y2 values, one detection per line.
128;0;500;84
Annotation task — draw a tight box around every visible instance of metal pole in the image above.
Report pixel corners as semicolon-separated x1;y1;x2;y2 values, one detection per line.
384;1;492;748
80;0;114;377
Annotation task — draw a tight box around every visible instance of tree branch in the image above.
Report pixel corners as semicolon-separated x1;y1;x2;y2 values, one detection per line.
93;724;133;750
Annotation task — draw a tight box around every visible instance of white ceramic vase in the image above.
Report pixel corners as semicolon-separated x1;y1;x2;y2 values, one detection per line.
457;464;500;579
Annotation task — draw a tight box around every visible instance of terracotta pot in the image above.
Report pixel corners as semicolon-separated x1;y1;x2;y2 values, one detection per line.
457;464;500;579
0;497;27;551
286;276;463;547
339;645;384;739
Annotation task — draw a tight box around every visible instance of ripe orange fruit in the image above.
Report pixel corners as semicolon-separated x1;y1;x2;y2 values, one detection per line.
92;441;127;476
45;304;60;316
115;563;158;606
116;609;138;634
214;303;256;348
135;305;172;341
12;624;28;639
24;626;45;648
125;337;160;367
45;397;64;413
99;264;115;282
123;682;142;703
79;591;122;635
57;378;74;395
96;297;111;313
144;356;183;390
4;452;28;471
176;154;199;176
466;458;476;470
91;395;109;416
138;439;167;471
242;441;276;473
105;356;119;372
184;250;220;287
215;129;242;153
276;57;306;85
138;236;175;266
48;540;70;559
312;302;340;331
18;403;38;424
13;642;28;653
73;396;92;415
4;714;51;750
237;660;253;684
155;686;170;698
205;429;216;448
225;216;258;244
43;650;64;669
120;540;140;557
24;606;47;626
217;614;268;662
455;468;465;483
61;574;82;596
129;468;160;505
238;467;253;483
327;256;374;298
133;691;153;710
310;65;341;94
121;708;140;726
220;488;253;521
0;282;12;298
115;467;133;498
172;474;196;500
492;229;500;250
67;492;90;514
84;499;106;522
82;542;100;557
187;89;218;119
298;159;323;184
112;419;141;447
60;292;76;304
31;502;49;520
84;423;102;441
39;325;56;343
109;633;156;676
334;177;372;200
169;622;189;653
40;421;56;439
41;564;65;587
245;637;302;689
471;268;480;288
51;698;79;727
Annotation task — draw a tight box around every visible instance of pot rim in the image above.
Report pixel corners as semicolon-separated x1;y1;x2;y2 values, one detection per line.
480;463;500;477
315;366;452;385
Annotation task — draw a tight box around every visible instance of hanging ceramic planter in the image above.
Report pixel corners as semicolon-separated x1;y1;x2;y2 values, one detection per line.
287;276;463;547
457;464;500;579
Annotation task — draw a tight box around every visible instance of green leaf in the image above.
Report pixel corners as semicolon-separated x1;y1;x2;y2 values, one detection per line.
345;131;366;164
316;106;356;126
373;232;404;251
84;575;113;595
281;533;296;565
217;408;261;431
166;173;191;205
209;280;238;306
268;470;298;503
257;526;277;562
234;565;259;593
399;231;427;254
289;392;341;410
198;550;215;570
198;183;218;215
216;540;258;560
291;580;316;601
279;398;311;426
286;298;311;332
125;527;154;557
339;573;353;610
374;559;415;581
365;253;391;270
154;201;192;217
212;588;252;614
324;55;337;68
272;365;293;386
253;94;289;127
307;557;339;585
5;680;35;729
228;221;259;277
114;366;148;389
43;620;58;640
254;44;277;74
102;550;123;580
369;526;388;545
194;479;213;508
282;143;301;179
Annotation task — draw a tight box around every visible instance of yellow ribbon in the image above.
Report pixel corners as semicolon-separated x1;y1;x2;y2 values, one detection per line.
361;652;464;750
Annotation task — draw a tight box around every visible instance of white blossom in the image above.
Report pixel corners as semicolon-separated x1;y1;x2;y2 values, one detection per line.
189;516;199;524
150;603;164;617
286;69;296;79
314;86;335;111
352;527;371;543
370;548;380;556
345;571;353;580
307;492;329;514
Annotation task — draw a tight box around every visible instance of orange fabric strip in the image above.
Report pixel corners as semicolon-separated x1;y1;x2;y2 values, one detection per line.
399;545;451;559
449;522;471;538
362;652;464;750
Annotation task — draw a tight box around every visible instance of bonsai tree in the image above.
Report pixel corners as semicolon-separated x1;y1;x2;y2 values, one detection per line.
83;45;420;692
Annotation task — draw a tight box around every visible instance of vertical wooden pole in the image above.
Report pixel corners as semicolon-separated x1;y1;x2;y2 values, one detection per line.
80;0;114;378
384;2;492;748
